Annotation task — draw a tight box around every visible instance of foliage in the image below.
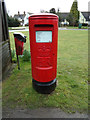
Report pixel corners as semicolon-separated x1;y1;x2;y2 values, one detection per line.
22;50;31;61
82;23;88;26
67;13;74;26
11;49;15;58
7;14;20;27
49;8;56;14
69;0;79;26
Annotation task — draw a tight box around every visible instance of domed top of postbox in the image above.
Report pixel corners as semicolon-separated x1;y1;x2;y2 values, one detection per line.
29;13;58;19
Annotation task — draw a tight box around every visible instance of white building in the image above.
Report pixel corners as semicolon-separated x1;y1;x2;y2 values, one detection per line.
23;12;33;26
79;12;89;24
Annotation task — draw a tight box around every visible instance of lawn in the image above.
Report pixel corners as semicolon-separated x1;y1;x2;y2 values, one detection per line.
2;30;88;113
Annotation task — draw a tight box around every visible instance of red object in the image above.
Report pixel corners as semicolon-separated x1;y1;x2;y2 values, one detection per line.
29;13;58;83
14;37;24;55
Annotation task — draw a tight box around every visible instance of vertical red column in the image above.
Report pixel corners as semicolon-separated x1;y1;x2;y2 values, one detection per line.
29;13;58;94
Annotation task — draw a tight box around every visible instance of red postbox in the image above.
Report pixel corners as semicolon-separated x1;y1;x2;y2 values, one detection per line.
14;32;26;55
13;32;26;70
29;13;58;94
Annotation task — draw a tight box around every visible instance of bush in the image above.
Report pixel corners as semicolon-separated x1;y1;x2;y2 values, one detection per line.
7;14;20;27
11;49;15;58
22;50;31;61
82;23;88;27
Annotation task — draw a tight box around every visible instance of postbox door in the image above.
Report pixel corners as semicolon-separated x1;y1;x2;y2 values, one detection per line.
36;30;53;68
31;24;57;82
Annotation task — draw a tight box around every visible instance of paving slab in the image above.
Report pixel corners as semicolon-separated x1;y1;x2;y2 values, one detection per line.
2;107;88;119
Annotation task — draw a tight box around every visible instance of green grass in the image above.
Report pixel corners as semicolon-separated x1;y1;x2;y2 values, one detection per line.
66;26;88;29
8;27;27;30
2;30;88;113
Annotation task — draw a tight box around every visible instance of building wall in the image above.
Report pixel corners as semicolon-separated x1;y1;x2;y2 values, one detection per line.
79;12;88;24
0;0;12;80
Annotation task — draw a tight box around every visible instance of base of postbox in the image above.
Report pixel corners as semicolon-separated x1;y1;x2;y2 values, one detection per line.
32;78;56;94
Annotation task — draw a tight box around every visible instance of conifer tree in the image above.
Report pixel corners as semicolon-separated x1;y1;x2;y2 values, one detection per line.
70;0;79;26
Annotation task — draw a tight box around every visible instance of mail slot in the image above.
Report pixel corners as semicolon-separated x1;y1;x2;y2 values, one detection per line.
29;13;58;94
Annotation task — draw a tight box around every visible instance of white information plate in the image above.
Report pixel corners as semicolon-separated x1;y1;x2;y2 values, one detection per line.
36;31;52;43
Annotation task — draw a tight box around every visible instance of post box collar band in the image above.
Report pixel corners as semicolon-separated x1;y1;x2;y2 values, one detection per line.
32;78;56;94
29;13;58;18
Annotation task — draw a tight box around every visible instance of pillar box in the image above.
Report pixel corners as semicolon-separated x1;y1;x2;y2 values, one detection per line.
29;13;58;94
